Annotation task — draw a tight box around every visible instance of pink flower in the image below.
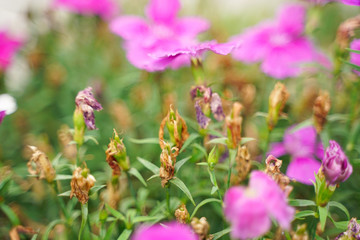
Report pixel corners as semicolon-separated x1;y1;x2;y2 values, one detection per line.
0;111;5;125
307;0;360;5
0;31;22;71
110;0;210;71
341;0;360;5
132;222;198;240
268;125;323;185
53;0;118;19
350;39;360;76
224;171;294;239
231;4;330;79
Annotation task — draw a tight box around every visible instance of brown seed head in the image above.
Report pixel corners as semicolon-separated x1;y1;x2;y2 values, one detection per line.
225;102;243;149
159;142;178;187
70;167;96;204
336;15;360;50
27;146;56;182
175;203;189;224
313;90;331;133
264;155;293;196
267;83;289;131
105;129;129;175
231;145;251;185
191;217;213;240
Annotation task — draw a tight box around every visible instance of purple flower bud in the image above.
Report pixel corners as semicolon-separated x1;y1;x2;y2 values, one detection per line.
75;87;103;130
322;140;352;185
0;111;5;125
195;100;210;129
210;93;225;121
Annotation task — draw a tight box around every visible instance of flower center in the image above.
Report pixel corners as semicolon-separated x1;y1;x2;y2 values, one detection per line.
152;24;174;39
270;33;291;47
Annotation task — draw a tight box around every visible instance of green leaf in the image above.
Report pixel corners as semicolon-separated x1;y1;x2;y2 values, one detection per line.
328;201;350;220
129;168;147;187
346;48;360;54
295;210;316;219
190;198;222;219
289;199;316;207
105;204;126;222
206;137;228;146
212;228;231;240
315;234;325;240
79;203;88;240
240;137;256;145
344;61;360;71
192;143;207;158
117;229;132;240
104;221;117;240
175;156;191;172
211;186;218;195
58;190;71;197
128;138;159;145
180;133;200;153
253;112;268;118
31;233;38;240
89;185;106;196
319;206;328;231
42;219;65;240
133;215;165;224
84;135;99;145
54;175;73;180
289;119;313;133
137;157;160;174
147;174;160;181
196;162;208;166
0;203;20;226
170;178;196;206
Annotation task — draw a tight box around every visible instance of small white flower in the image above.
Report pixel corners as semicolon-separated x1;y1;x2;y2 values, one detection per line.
0;94;17;115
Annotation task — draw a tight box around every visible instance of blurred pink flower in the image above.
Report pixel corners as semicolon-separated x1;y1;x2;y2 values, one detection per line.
0;111;5;125
231;4;331;79
341;0;360;5
53;0;118;19
224;171;294;240
350;39;360;76
268;124;323;185
0;32;22;71
132;222;198;240
110;0;210;71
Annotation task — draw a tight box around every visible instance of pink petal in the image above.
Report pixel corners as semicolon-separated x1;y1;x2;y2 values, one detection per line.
175;17;210;38
350;39;360;76
0;32;22;70
277;4;306;36
286;157;321;185
0;111;5;125
341;0;360;5
283;125;318;158
268;142;287;157
110;16;149;41
224;187;246;221
146;0;180;25
132;222;198;240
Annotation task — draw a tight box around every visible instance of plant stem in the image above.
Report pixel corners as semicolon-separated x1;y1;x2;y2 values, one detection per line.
210;169;222;201
126;171;140;212
262;128;272;162
227;149;237;190
78;203;88;240
165;185;171;218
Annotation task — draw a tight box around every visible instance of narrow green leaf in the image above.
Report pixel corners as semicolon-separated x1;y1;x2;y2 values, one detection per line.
289;119;313;133
0;203;20;226
175;156;191;172
329;201;350;220
89;185;106;196
315;234;325;240
129;138;159;145
54;175;73;180
196;162;208;166
170;178;196;206
31;233;38;240
58;190;71;197
212;228;231;240
211;186;218;195
240;137;256;145
180;133;200;153
117;229;132;240
192;143;207;158
42;219;65;240
206;137;228;145
147;174;160;181
289;199;316;207
104;221;117;240
346;48;360;54
129;168;147;187
84;135;99;145
253;112;268;118
51;153;63;166
79;203;88;240
133;215;165;224
105;204;126;222
344;61;360;71
295;210;316;219
137;157;160;174
319;206;328;231
190;198;222;219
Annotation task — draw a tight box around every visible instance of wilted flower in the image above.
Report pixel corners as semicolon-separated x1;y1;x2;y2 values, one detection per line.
269;124;323;185
75;87;103;130
105;129;129;175
231;4;330;79
313;90;331;133
322;140;352;185
336;16;360;51
175;204;189;224
159;142;178;187
70;167;96;204
225;102;243;149
267;82;289;130
0;31;22;71
350;39;360;76
27;146;56;183
53;0;118;19
231;146;251;185
110;0;209;71
191;217;212;240
57;125;77;161
264;155;293;196
224;171;294;240
335;218;360;240
132;222;198;240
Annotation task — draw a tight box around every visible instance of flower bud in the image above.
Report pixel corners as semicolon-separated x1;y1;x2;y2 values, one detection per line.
336;218;360;240
27;146;56;183
313;91;330;133
225;102;243;149
207;146;219;170
322;140;352;185
70;167;96;204
191;217;212;240
159;142;178;187
175;203;189;224
73;107;86;146
267;82;289;131
106;129;129;175
231;145;251;185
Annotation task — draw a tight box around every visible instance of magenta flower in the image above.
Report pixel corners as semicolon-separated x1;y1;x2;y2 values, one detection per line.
341;0;360;5
75;87;103;130
224;171;294;239
231;4;330;79
350;39;360;76
110;0;210;71
308;0;360;5
53;0;118;19
322;140;352;185
0;111;5;125
132;222;198;240
268;125;323;185
0;32;22;71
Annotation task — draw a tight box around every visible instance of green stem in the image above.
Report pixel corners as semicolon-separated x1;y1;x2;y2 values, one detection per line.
262;129;272;162
165;186;171;218
78;203;88;240
126;171;140;212
210;169;222;201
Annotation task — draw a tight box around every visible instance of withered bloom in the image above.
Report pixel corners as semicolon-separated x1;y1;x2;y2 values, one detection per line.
27;146;56;182
159;105;189;150
231;145;251;185
225;102;243;149
336;15;360;50
175;203;189;224
70;167;96;204
57;125;77;161
264;155;293;196
313;91;330;133
191;217;213;240
106;129;129;176
9;226;36;240
267;82;289;131
159;142;178;187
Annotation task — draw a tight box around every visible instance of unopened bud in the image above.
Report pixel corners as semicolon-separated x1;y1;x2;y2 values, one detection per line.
73;107;86;146
27;146;56;182
207;146;219;170
175;203;189;224
106;129;129;175
267;82;289;131
159;142;178;187
191;217;213;240
70;167;96;204
225;102;243;149
336;15;360;51
313;91;330;133
231;146;251;185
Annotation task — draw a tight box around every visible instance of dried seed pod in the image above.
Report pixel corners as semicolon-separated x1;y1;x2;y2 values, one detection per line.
267;83;289;131
264;155;293;196
159;142;178;187
231;146;251;185
313;90;330;133
105;129;129;176
70;167;96;204
191;217;213;240
27;146;56;183
175;203;189;224
225;102;243;149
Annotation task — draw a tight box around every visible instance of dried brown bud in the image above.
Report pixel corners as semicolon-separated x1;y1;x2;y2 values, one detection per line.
159;142;178;187
191;217;213;240
57;125;77;161
27;146;56;182
175;203;189;224
231;146;251;185
9;225;36;240
225;102;243;149
105;129;129;176
264;155;293;196
159;105;189;150
336;15;360;50
267;83;289;131
70;167;96;204
313;91;331;133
